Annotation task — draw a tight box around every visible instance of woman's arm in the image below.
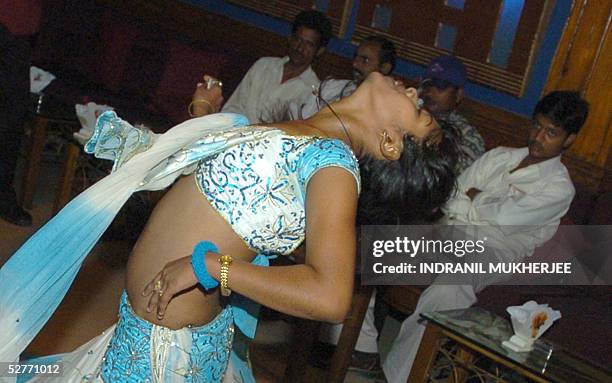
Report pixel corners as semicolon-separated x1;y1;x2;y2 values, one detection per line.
143;167;358;323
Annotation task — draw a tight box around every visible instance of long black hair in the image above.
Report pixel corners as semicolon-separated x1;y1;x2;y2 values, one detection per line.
357;120;459;225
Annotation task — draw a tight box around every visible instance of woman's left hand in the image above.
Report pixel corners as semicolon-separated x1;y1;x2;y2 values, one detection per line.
142;255;199;320
190;75;224;117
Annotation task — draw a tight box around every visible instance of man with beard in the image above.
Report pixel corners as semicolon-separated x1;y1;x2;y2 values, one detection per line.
288;35;396;120
221;10;331;123
376;90;588;383
420;55;485;174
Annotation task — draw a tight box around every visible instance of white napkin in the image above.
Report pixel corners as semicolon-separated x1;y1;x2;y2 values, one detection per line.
30;66;56;94
502;300;561;352
74;102;114;145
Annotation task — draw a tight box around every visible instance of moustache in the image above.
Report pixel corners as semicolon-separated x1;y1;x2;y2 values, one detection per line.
528;139;543;151
289;48;304;58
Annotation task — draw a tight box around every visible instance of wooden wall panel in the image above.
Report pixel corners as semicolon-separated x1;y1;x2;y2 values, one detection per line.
93;0;608;191
544;1;611;92
543;0;612;190
453;0;502;63
506;0;546;74
582;27;612;167
354;1;438;44
224;0;349;38
350;0;554;96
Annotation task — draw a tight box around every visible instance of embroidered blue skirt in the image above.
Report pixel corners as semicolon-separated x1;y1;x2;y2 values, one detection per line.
100;292;234;382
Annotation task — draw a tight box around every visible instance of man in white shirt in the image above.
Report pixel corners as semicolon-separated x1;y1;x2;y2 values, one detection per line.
221;10;331;123
288;35;396;120
379;91;589;383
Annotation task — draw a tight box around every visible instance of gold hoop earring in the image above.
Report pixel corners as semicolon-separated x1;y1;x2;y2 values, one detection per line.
379;131;397;160
379;131;387;154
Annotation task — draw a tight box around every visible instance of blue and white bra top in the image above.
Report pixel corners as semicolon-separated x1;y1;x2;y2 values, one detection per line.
195;131;360;256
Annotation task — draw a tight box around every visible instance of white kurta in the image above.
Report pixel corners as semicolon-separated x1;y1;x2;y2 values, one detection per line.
442;146;575;259
221;56;319;123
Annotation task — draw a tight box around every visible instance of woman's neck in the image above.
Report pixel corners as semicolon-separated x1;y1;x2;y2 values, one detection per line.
305;103;366;157
272;88;379;157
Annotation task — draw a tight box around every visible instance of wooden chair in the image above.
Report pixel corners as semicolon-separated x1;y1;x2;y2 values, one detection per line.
54;141;81;213
20;96;80;210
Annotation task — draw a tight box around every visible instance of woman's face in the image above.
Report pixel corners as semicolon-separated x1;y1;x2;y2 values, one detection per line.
365;73;439;141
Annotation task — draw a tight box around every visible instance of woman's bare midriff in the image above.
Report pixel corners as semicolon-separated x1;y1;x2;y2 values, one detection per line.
125;123;324;329
126;174;255;330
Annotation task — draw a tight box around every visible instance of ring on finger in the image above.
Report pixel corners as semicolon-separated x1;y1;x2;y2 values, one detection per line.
206;78;223;90
158;289;164;297
154;280;163;292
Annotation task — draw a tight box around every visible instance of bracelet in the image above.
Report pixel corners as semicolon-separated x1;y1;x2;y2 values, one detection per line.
191;240;219;289
219;254;233;296
188;99;214;117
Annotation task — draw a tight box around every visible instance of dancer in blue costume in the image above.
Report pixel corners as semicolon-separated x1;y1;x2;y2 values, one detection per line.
0;73;457;382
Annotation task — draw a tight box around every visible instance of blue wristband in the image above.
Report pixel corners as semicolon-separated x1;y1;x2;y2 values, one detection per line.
191;240;219;290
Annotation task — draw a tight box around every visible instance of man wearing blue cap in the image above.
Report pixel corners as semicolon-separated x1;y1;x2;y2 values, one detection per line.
420;55;485;174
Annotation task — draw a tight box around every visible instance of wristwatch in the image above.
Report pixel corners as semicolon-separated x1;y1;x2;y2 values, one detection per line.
219;254;233;296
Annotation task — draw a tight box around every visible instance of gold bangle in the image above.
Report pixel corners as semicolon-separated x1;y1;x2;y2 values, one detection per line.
219;254;233;296
188;99;214;117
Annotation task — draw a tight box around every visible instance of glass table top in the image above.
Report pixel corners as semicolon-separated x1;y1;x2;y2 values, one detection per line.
421;308;611;383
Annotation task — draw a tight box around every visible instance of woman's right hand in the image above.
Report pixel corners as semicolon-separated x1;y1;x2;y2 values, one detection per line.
190;75;224;117
142;255;200;320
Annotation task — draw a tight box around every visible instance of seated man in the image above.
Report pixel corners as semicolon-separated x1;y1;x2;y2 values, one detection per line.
377;90;588;383
420;55;485;174
288;35;396;120
221;10;331;123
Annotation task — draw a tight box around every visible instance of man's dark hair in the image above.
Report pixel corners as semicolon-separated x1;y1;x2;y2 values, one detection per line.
357;121;459;225
292;10;333;48
363;35;397;72
533;91;589;135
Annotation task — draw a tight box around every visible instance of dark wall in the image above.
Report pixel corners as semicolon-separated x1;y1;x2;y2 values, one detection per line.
33;0;259;130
